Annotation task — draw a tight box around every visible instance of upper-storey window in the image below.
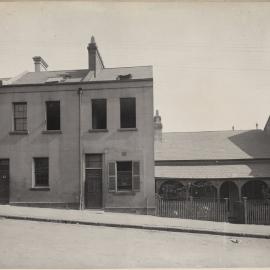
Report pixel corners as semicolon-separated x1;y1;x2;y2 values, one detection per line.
13;102;27;131
120;98;136;129
92;99;107;130
46;101;60;130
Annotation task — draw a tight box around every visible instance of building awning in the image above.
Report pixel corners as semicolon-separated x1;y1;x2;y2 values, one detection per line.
155;164;270;179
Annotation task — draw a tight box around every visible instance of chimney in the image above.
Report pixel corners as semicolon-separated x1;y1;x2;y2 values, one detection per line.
87;36;104;76
154;110;163;142
264;116;270;135
33;56;48;72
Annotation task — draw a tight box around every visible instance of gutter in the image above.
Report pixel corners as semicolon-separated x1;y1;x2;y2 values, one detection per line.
0;78;153;88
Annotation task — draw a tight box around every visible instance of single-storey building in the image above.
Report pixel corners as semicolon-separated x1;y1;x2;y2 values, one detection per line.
154;111;270;204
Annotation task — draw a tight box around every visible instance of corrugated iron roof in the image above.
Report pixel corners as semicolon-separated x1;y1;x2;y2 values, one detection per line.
12;69;89;85
90;66;152;81
155;130;270;160
10;66;152;85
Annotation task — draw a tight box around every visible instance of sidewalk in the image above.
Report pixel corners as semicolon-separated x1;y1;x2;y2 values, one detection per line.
0;205;269;239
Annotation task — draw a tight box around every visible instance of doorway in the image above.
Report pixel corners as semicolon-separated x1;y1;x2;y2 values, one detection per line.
85;154;103;209
0;159;9;204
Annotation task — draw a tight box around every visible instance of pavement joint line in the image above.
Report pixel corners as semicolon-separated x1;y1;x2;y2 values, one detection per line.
0;214;269;239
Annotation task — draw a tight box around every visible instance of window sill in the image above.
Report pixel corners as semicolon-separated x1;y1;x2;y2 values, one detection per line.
118;128;137;132
9;131;29;135
88;129;108;133
111;191;136;195
30;187;50;191
42;130;62;134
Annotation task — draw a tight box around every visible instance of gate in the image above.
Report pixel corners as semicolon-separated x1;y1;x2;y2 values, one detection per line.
229;201;245;224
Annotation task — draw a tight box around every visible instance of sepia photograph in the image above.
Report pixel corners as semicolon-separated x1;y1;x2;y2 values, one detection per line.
0;0;270;268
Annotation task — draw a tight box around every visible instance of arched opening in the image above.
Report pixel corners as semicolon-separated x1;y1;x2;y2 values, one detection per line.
190;180;217;199
159;180;186;200
241;180;267;200
220;181;239;201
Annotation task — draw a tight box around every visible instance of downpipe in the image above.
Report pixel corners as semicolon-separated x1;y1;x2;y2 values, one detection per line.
78;88;84;210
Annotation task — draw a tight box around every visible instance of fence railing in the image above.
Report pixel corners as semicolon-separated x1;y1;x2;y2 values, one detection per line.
155;195;228;222
155;195;270;225
245;199;270;225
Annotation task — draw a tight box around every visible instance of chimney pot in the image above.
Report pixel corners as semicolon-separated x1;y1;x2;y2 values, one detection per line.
154;110;163;142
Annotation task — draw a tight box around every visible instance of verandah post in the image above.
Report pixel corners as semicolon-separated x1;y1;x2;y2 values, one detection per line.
224;198;229;222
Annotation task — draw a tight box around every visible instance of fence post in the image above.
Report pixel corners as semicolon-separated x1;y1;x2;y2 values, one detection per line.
243;197;247;224
189;196;193;219
155;194;158;216
224;198;229;222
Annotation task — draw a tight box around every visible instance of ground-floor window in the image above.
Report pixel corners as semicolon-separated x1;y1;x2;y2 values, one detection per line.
117;161;132;191
33;158;49;187
108;161;140;192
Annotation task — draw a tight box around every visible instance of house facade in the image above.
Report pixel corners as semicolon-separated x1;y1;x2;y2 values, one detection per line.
0;37;155;213
154;111;270;205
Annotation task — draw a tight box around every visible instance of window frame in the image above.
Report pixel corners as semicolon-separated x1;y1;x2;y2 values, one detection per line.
120;97;136;129
32;157;49;188
45;100;61;131
116;161;133;192
108;160;140;193
91;99;107;130
13;102;27;132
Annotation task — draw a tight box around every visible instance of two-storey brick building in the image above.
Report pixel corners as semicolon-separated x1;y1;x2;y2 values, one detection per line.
0;37;155;213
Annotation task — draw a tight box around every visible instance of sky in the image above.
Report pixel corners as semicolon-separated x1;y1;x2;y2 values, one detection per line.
0;1;270;132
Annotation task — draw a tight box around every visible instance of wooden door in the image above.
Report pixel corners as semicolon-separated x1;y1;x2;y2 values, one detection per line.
85;154;103;209
0;159;9;204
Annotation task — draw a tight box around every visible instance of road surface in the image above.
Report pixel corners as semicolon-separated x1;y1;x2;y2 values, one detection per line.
0;218;269;268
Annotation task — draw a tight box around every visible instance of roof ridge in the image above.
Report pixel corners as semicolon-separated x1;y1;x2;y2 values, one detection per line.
25;68;89;74
103;65;152;70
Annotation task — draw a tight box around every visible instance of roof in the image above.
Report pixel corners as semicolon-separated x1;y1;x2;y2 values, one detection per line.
155;163;270;179
9;66;153;85
155;130;270;160
91;66;152;81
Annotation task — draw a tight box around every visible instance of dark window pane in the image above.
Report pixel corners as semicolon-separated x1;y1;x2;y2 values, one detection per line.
92;99;107;129
120;98;136;128
46;101;60;130
117;161;132;191
34;158;49;187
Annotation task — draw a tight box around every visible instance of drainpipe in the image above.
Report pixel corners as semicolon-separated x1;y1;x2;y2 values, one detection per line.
78;87;84;210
